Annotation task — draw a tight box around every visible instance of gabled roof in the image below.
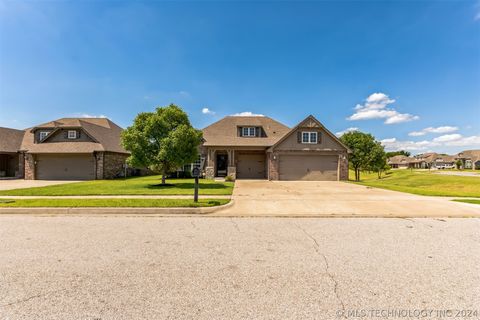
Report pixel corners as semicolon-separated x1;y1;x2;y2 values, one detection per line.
457;149;480;161
268;115;350;152
0;127;25;153
202;116;290;147
388;155;414;164
20;118;128;154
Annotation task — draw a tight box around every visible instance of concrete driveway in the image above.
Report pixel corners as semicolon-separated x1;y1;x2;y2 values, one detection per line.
218;180;480;217
0;179;80;191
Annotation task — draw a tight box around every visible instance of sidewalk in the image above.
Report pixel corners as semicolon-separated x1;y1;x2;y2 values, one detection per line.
0;195;231;199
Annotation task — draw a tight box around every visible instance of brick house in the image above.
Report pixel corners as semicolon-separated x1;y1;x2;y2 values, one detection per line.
0;118;129;180
200;115;350;181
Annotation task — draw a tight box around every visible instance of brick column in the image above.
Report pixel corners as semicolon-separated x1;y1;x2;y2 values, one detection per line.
205;148;215;179
95;152;104;180
24;153;35;180
338;152;349;181
268;152;279;180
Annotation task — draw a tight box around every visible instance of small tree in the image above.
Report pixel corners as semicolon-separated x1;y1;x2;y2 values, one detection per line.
456;159;463;170
368;142;389;179
121;104;203;184
340;131;382;181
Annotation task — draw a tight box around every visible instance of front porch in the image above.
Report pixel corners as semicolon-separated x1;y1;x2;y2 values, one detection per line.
204;147;268;180
0;153;22;178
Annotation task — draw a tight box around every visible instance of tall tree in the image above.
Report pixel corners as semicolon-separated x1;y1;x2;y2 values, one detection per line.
121;104;203;184
340;131;385;181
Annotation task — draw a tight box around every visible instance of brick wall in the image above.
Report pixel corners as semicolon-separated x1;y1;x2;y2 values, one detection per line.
103;152;128;179
24;153;35;180
268;152;279;180
339;152;349;181
95;152;104;179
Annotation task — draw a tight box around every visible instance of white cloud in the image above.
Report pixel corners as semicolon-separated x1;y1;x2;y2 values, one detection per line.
444;135;480;147
72;113;107;118
201;107;215;115
408;126;458;136
381;134;480;152
335;127;359;137
231;111;264;117
380;138;440;151
348;92;419;124
432;134;462;143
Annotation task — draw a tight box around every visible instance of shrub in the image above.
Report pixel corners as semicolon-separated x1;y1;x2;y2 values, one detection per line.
225;175;235;182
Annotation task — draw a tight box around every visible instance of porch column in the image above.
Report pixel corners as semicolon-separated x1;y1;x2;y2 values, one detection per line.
227;149;236;180
24;153;35;180
205;148;215;179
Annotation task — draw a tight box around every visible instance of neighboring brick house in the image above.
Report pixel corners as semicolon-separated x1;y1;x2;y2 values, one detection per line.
200;115;350;181
0;127;25;178
0;118;130;180
388;150;480;170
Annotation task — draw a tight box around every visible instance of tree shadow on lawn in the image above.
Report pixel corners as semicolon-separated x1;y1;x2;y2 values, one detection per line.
146;182;231;190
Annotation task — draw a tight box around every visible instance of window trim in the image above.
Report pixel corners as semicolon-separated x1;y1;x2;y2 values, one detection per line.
67;130;77;139
301;131;318;144
39;131;49;141
242;127;256;137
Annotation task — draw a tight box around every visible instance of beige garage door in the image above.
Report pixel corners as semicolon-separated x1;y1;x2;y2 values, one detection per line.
36;154;95;180
236;153;266;179
279;155;338;181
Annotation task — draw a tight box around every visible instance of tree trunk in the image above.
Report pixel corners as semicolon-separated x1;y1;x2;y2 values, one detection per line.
161;173;166;184
356;168;361;181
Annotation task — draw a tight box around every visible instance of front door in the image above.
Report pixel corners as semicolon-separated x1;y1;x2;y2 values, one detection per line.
216;154;228;177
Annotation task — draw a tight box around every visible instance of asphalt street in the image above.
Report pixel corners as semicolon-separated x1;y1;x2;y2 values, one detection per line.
1;215;479;319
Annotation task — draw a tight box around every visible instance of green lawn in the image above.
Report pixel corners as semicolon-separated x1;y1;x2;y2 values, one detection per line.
350;169;480;197
0;198;229;208
0;175;234;196
453;199;480;205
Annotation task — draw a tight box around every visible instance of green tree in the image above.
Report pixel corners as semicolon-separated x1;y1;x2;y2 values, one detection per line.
340;131;385;181
386;150;411;158
456;159;463;170
121;104;203;184
367;142;389;179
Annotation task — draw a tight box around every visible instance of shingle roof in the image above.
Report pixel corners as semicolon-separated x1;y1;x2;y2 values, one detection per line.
202;116;290;147
20;118;128;154
0;127;25;153
388;155;414;165
458;149;480;161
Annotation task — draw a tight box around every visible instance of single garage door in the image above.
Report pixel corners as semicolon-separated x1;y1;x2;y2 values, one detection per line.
279;155;338;181
36;154;95;180
236;153;266;179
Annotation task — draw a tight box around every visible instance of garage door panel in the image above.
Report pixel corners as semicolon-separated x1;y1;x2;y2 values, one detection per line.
279;155;338;181
36;154;94;180
237;153;266;179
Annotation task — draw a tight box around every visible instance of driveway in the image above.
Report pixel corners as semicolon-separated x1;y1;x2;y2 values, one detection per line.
217;180;480;217
0;179;80;191
1;216;478;319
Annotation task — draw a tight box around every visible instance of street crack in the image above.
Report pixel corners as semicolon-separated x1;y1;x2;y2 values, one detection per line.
295;223;346;316
230;218;241;233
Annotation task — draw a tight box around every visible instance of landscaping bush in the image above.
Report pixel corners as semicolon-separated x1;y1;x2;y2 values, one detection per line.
225;175;235;182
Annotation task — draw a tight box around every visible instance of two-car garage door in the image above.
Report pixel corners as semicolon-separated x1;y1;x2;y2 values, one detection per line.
278;155;338;181
36;154;95;180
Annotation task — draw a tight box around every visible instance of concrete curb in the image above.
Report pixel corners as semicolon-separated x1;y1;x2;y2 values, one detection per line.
0;200;234;215
0;195;232;199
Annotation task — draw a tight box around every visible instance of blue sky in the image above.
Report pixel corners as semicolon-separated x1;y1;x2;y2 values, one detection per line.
0;0;479;154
